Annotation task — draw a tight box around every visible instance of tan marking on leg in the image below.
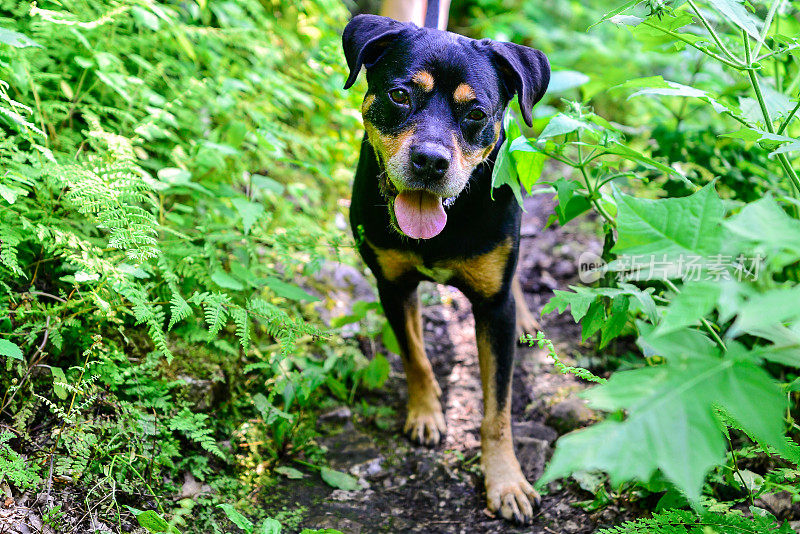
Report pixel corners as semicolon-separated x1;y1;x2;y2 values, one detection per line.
447;237;513;298
368;242;420;283
476;328;540;523
412;70;434;92
453;83;476;103
361;93;375;116
401;291;445;446
513;275;540;337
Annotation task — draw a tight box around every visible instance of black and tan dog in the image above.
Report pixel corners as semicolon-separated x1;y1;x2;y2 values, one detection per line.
342;14;550;524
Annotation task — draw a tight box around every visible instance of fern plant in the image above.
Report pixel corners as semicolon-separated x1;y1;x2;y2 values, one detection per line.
0;0;368;531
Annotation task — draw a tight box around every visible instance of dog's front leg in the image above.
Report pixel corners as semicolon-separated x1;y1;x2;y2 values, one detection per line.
376;280;446;446
473;292;541;524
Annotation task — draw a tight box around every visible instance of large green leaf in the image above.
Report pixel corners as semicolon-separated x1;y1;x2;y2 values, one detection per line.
135;509;180;533
547;70;590;93
707;0;763;44
491;136;524;207
725;195;800;262
0;339;23;360
628;80;729;114
612;183;724;258
539;113;599;139
540;346;788;503
731;285;800;337
218;504;253;532
265;277;319;302
231;197;264;235
542;286;601;322
655;282;720;335
509;137;547;193
636;321;717;361
551;178;592;225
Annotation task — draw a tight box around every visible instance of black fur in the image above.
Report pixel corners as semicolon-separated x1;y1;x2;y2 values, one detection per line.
343;15;549;412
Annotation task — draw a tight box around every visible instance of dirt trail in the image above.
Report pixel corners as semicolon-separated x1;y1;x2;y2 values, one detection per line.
271;193;636;533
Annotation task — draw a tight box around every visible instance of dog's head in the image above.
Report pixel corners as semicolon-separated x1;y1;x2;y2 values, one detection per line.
343;15;549;240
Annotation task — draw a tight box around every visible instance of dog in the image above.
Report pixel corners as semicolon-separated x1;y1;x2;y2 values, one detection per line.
342;14;550;524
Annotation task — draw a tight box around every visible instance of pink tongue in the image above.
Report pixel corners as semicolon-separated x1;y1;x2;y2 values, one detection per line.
394;190;447;240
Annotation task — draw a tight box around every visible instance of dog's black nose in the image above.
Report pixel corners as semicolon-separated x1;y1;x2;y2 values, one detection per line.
410;143;450;178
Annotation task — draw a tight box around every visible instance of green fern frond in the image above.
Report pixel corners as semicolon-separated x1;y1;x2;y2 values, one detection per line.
168;289;192;330
169;408;225;460
232;306;250;351
0;223;22;275
599;508;792;534
199;292;231;340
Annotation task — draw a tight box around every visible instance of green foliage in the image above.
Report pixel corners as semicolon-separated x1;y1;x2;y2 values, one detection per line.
217;503;341;534
0;431;41;490
0;0;371;531
488;0;800;527
522;331;608;383
598;507;793;534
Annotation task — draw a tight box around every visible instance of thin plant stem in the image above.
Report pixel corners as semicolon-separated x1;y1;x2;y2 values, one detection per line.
777;96;800;135
744;30;800;200
664;280;727;350
580;165;616;227
726;431;755;507
576;131;616;227
642;19;747;70
757;43;800;63
687;0;746;66
752;0;783;58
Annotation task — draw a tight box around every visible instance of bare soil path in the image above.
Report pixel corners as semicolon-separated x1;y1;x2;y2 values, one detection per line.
271;193;636;533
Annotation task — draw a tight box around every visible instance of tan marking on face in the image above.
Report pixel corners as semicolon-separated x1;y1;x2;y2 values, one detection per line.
369;241;421;282
453;83;476;103
365;122;416;162
361;93;375;116
412;70;435;92
451;122;501;178
445;237;513;298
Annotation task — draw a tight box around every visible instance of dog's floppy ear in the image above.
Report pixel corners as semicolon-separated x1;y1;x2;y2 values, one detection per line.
343;15;410;90
489;42;550;127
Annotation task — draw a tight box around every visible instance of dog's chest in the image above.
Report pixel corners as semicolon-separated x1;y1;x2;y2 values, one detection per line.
366;238;513;298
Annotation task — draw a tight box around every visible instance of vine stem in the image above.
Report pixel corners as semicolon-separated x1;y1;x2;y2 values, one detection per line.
686;0;746;66
777;96;800;135
751;0;783;58
576;131;616;227
726;431;755;507
743;30;800;203
641;19;746;70
579;165;617;227
664;280;727;351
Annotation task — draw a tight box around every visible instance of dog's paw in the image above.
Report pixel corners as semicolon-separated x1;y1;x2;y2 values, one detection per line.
515;300;541;339
403;402;446;447
485;467;541;524
516;312;541;339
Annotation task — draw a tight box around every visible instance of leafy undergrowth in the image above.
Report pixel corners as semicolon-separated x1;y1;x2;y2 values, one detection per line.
0;1;379;531
3;0;800;532
488;0;800;531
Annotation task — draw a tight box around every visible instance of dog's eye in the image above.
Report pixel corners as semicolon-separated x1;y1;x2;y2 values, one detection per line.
389;89;410;105
467;109;487;121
